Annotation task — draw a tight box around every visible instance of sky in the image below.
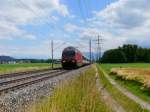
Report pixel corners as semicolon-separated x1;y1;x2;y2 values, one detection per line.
0;0;150;59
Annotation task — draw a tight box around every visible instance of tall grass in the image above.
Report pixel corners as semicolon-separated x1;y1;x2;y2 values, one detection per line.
29;67;112;112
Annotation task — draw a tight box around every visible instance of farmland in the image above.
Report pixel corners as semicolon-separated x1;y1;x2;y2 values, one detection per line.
111;68;150;89
101;63;150;103
0;63;61;75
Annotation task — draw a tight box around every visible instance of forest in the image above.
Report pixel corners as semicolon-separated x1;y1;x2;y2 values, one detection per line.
101;44;150;63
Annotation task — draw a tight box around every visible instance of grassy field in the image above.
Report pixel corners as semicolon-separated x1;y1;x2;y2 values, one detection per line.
101;63;150;73
98;64;149;112
28;66;112;112
101;63;150;103
0;63;61;75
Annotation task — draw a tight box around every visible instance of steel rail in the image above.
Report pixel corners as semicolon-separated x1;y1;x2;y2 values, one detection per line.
0;70;68;93
0;69;61;86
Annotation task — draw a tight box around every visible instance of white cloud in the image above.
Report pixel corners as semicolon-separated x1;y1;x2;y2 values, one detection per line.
0;0;69;24
0;39;72;58
81;0;150;52
98;0;150;29
79;27;126;52
64;23;78;32
0;0;69;40
0;20;37;40
80;28;100;39
23;35;36;40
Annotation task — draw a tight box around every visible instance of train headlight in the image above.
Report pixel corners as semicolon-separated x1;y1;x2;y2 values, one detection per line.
63;60;66;63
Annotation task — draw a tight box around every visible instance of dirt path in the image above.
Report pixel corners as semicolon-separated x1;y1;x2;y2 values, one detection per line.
100;67;150;111
95;66;126;112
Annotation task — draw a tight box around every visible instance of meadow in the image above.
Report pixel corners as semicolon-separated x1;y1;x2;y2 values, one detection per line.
0;63;61;75
101;63;150;103
101;63;150;72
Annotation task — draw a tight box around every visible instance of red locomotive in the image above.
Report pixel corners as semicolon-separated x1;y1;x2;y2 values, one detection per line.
61;46;86;69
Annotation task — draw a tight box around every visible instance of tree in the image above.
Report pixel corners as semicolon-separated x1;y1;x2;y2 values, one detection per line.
101;49;127;63
101;44;150;63
121;44;138;62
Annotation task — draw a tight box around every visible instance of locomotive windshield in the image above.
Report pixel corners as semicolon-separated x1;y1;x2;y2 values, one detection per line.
63;51;75;57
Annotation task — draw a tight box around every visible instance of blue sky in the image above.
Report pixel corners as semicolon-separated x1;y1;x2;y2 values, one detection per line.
0;0;149;59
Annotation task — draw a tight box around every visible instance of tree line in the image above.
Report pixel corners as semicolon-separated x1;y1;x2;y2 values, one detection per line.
101;44;150;63
16;59;61;63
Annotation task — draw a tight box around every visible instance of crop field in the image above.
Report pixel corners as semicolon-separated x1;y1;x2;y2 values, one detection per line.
0;63;61;75
111;68;150;89
101;63;150;103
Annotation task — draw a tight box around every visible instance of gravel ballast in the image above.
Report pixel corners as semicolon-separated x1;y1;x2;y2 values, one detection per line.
0;66;89;112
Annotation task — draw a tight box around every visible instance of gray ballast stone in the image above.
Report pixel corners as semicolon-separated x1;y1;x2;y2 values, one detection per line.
0;66;89;112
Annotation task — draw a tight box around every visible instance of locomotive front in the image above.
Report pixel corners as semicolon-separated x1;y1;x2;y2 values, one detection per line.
61;47;77;69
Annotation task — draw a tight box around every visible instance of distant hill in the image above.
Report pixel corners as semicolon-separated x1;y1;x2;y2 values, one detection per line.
0;56;15;62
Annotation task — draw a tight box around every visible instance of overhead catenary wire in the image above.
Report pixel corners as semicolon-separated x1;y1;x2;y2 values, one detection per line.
17;0;67;61
77;0;86;22
17;0;60;67
77;0;95;62
18;0;51;25
17;0;64;31
54;42;66;51
79;0;91;21
83;0;90;19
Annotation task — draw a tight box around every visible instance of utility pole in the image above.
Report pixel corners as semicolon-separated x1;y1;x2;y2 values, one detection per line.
97;35;100;61
51;40;54;69
89;39;92;63
95;35;104;62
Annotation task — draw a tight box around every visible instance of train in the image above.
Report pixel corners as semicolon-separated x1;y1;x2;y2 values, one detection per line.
61;46;90;69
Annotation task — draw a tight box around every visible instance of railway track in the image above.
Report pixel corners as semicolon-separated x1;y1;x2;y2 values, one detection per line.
0;68;68;94
0;67;62;79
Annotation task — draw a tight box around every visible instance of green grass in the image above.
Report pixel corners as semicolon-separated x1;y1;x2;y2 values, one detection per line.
101;63;150;103
97;64;149;112
101;63;150;74
0;63;61;74
110;75;150;103
29;66;112;112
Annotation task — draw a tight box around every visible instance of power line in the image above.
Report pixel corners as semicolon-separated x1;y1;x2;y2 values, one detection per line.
18;0;66;65
54;42;66;51
17;0;60;30
83;0;90;19
77;42;88;48
18;0;64;31
77;0;91;23
77;0;86;21
94;34;104;62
